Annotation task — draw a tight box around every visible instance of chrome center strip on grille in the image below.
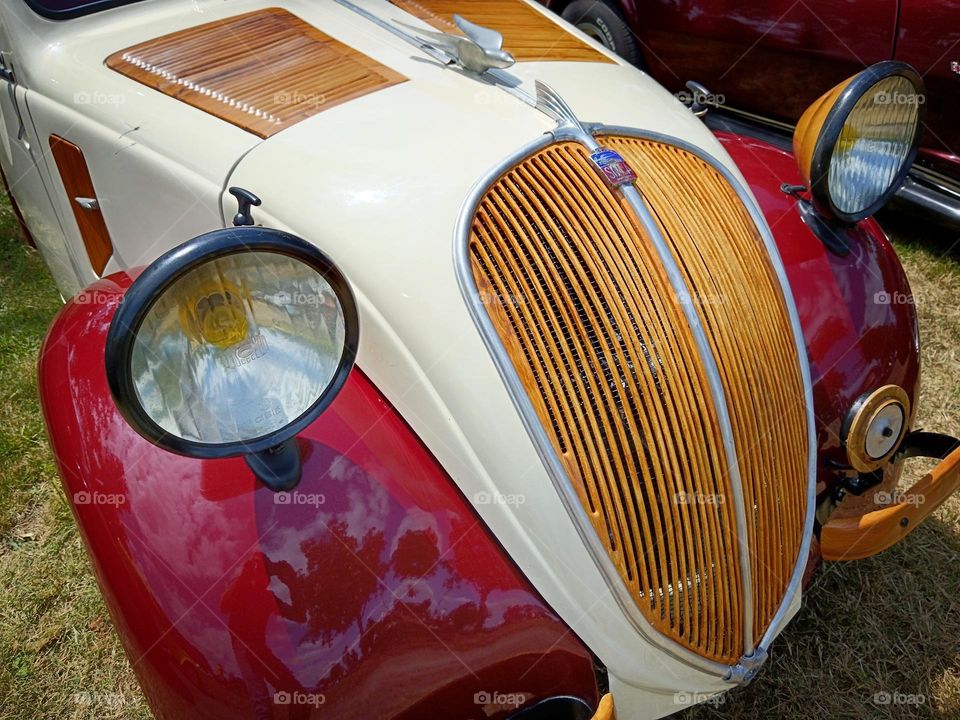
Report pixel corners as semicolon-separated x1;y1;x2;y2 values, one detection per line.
597;125;817;680
335;0;538;107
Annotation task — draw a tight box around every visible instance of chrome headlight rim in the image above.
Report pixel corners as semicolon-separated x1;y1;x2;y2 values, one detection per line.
809;60;926;224
104;227;359;459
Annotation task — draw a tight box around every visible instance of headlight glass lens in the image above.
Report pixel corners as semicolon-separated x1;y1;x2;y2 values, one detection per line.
130;251;346;445
827;75;921;216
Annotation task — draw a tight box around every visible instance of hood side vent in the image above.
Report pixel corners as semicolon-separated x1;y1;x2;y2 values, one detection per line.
106;8;407;138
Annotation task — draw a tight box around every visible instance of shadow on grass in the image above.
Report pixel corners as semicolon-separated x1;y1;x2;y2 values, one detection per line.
878;210;960;264
0;209;62;536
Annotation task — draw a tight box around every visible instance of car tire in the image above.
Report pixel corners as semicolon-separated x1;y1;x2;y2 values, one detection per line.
561;0;642;67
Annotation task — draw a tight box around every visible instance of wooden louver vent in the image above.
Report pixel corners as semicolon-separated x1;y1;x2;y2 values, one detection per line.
106;8;407;138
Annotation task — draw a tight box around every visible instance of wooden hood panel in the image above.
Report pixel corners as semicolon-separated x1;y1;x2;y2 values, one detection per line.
107;8;407;138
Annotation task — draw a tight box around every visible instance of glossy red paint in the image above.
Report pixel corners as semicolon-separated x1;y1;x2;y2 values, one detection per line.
896;1;960;178
544;0;960;182
715;130;921;494
39;277;598;720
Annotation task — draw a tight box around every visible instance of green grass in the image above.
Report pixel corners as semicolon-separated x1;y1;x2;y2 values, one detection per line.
0;203;149;719
0;198;956;719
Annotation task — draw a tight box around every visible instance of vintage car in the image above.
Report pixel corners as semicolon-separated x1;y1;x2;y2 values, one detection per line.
541;0;960;229
2;0;959;718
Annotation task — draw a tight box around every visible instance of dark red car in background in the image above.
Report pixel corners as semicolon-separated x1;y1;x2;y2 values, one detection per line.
542;0;960;228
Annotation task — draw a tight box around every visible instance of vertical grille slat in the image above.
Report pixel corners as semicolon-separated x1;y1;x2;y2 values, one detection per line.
468;139;808;664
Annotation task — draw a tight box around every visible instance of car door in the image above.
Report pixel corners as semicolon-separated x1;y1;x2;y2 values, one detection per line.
636;0;898;124
0;8;84;296
4;0;255;299
895;0;960;181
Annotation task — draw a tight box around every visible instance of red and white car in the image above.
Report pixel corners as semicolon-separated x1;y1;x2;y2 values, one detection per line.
0;0;957;718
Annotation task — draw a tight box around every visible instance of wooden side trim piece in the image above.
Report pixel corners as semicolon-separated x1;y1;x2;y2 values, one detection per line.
390;0;615;63
106;8;407;138
48;135;112;275
822;447;960;561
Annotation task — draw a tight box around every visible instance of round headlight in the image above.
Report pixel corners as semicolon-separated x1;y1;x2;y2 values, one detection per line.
105;228;358;462
794;61;925;223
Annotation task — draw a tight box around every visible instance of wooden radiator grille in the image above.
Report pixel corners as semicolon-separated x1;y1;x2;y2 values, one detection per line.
469;142;745;663
106;8;407;138
389;0;614;63
603;136;808;644
468;139;809;661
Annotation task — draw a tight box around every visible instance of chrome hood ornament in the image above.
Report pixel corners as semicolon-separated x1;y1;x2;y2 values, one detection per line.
534;80;588;130
396;14;516;74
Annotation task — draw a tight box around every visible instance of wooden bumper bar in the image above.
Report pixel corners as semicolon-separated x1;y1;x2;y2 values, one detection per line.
591;694;616;720
822;446;960;561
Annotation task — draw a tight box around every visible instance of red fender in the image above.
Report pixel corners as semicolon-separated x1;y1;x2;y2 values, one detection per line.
39;274;598;720
715;131;920;496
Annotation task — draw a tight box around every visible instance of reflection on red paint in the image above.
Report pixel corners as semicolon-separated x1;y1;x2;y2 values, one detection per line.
40;276;598;720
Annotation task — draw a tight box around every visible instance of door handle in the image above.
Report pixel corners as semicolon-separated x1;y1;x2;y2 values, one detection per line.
0;52;15;85
0;55;28;148
74;197;99;211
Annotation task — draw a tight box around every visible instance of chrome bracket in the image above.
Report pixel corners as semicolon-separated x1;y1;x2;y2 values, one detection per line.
0;52;15;85
678;80;717;117
74;197;100;211
336;0;535;107
726;647;769;685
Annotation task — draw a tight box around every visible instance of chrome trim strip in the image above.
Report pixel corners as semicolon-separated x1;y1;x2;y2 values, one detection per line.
335;0;536;107
598;125;818;667
453;132;735;679
335;0;450;65
622;183;756;655
573;125;754;655
556;123;756;653
534;81;587;131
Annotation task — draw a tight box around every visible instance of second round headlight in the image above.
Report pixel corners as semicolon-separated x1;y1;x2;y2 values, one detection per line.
794;61;925;223
105;227;358;459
